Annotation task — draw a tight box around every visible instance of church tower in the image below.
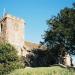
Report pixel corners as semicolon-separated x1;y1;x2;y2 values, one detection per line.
0;13;25;56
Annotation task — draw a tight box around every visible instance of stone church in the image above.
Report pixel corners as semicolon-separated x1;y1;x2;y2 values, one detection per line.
0;13;40;56
0;13;72;66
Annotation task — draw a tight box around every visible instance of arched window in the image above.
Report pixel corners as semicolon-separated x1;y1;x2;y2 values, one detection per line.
0;24;3;32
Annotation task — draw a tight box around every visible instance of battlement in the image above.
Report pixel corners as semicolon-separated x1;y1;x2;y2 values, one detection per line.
3;13;25;23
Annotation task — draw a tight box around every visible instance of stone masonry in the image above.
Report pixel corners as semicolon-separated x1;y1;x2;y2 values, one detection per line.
0;13;25;56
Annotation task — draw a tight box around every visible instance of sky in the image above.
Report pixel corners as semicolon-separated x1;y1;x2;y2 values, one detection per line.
0;0;75;44
0;0;75;65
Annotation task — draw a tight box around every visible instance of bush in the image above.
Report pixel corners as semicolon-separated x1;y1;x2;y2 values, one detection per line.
0;43;24;75
23;48;60;67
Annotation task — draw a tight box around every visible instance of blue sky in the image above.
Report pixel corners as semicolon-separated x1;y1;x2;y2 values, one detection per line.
0;0;75;44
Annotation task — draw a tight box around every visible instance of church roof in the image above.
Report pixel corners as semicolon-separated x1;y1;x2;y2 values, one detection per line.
24;41;40;51
24;41;47;51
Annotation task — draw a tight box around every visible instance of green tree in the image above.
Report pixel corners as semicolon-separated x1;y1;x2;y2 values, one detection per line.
42;4;75;64
0;43;24;75
0;43;18;64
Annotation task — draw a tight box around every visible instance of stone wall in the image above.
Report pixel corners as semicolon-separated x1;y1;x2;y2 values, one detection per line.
0;13;25;56
63;54;71;66
0;17;7;43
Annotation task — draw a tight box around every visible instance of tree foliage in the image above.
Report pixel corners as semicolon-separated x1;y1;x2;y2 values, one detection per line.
43;4;75;56
24;49;54;67
0;43;24;75
40;4;75;65
0;43;18;64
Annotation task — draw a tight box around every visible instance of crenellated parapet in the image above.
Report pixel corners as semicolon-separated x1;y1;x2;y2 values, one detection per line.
4;13;24;22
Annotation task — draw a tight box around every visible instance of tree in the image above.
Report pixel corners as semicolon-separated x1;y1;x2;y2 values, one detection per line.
0;43;24;75
42;4;75;64
0;43;18;64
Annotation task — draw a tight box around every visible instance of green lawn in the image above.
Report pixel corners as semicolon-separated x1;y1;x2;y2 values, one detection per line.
8;66;75;75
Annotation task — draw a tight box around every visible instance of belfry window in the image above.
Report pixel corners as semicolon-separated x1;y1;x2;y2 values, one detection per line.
0;24;3;32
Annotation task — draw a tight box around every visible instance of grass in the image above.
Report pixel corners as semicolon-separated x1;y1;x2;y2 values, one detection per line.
7;66;75;75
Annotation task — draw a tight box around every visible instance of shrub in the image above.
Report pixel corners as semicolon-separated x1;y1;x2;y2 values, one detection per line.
0;43;24;75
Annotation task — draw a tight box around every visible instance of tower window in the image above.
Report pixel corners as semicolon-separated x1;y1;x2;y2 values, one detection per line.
0;24;3;32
